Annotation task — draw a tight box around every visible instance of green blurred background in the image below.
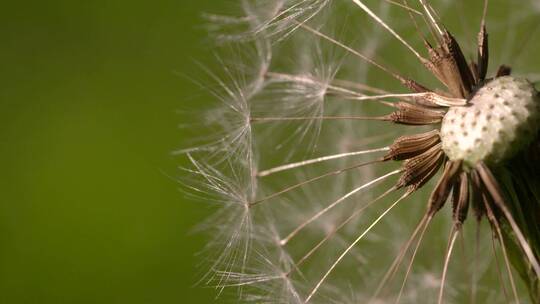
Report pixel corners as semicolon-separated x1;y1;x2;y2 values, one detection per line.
1;1;224;303
2;1;539;304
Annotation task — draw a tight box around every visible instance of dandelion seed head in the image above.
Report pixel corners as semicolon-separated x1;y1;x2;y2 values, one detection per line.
441;76;540;167
187;0;540;303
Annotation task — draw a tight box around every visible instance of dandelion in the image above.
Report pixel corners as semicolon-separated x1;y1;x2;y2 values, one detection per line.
184;1;540;303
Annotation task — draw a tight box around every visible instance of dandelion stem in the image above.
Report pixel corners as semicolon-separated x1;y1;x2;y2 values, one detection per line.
265;71;401;104
495;221;520;304
484;197;520;303
490;226;511;302
250;116;390;122
304;191;410;303
349;92;465;106
437;227;460;304
257;147;389;177
481;0;489;27
401;0;428;42
214;272;282;287
369;213;429;303
384;0;423;15
280;170;401;246
350;0;426;62
331;78;390;95
471;221;481;304
347;92;425;101
298;23;409;84
394;214;433;303
265;71;363;98
294;186;396;268
251;159;383;206
418;0;444;38
257;0;329;39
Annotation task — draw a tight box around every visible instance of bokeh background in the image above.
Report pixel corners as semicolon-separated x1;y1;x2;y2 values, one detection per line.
1;1;227;303
2;1;540;304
